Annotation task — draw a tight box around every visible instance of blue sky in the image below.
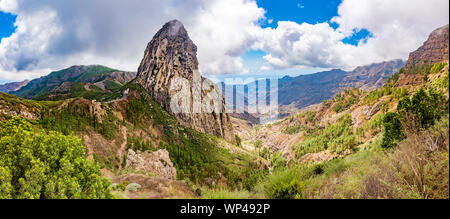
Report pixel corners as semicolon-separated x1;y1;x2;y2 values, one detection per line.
259;0;342;28
0;11;16;40
0;12;16;84
234;0;372;80
0;0;372;83
0;0;448;83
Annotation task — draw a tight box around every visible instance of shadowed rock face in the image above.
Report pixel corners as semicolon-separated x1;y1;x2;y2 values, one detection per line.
135;20;235;143
406;24;449;68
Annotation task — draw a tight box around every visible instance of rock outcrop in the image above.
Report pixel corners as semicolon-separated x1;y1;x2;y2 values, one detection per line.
405;24;449;68
125;149;177;180
135;20;235;143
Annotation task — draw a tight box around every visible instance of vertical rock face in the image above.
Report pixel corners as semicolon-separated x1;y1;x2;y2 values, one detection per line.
406;24;449;68
135;20;235;143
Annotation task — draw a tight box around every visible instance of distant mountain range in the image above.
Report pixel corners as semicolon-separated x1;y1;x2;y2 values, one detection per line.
219;59;405;123
1;65;136;100
0;80;30;93
0;59;404;125
278;59;405;109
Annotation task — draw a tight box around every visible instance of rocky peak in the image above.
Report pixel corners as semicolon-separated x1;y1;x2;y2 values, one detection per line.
135;20;235;143
405;24;449;68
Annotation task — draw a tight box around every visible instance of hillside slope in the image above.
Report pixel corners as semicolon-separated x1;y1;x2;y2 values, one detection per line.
12;65;135;100
1;82;264;198
236;24;449;199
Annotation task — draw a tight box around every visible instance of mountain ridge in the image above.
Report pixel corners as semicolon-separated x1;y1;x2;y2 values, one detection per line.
10;65;136;100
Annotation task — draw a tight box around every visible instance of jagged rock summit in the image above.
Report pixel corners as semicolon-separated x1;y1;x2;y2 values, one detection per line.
406;24;449;68
135;20;235;143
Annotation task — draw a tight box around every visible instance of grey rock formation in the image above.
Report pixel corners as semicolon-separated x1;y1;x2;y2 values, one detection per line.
406;24;449;68
125;149;177;180
135;20;235;143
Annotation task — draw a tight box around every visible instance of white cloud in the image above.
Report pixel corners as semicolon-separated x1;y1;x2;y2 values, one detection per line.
0;0;16;11
187;0;265;75
255;22;353;69
260;65;271;71
0;0;448;80
257;0;449;71
0;0;265;80
331;0;449;65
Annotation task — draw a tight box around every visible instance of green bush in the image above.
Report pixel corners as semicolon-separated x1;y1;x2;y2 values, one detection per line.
263;165;313;199
268;179;305;199
270;152;286;169
293;114;357;157
282;125;301;135
0;118;112;199
430;62;447;74
235;135;242;147
332;90;360;113
398;88;448;129
381;112;405;148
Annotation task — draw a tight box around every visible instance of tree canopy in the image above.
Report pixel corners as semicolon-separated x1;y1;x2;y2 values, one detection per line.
0;118;112;199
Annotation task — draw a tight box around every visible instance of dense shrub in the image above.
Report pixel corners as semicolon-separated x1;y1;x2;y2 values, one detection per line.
293;114;357;157
0;118;112;199
268;179;305;199
430;62;447;74
332;90;360;113
263;165;313;199
381;112;405;148
397;88;448;130
270;152;286;170
282;124;301;135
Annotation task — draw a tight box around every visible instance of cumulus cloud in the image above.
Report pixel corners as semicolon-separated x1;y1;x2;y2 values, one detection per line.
0;0;265;80
0;0;448;80
187;0;264;75
257;0;449;71
255;22;353;69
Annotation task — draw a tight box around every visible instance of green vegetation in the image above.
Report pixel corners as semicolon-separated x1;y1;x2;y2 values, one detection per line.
118;83;260;188
105;81;122;90
127;133;155;152
258;113;448;199
235;135;242;147
293;114;357;158
0;118;112;199
15;65;117;99
331;89;360;113
380;87;448;149
397;88;448;130
74;66;117;82
39;100;118;139
270;152;286;170
357;113;385;138
282;124;301;135
111;181;130;192
201;188;253;199
430;62;447;74
381;112;405;148
69;82;109;101
263;164;314;199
